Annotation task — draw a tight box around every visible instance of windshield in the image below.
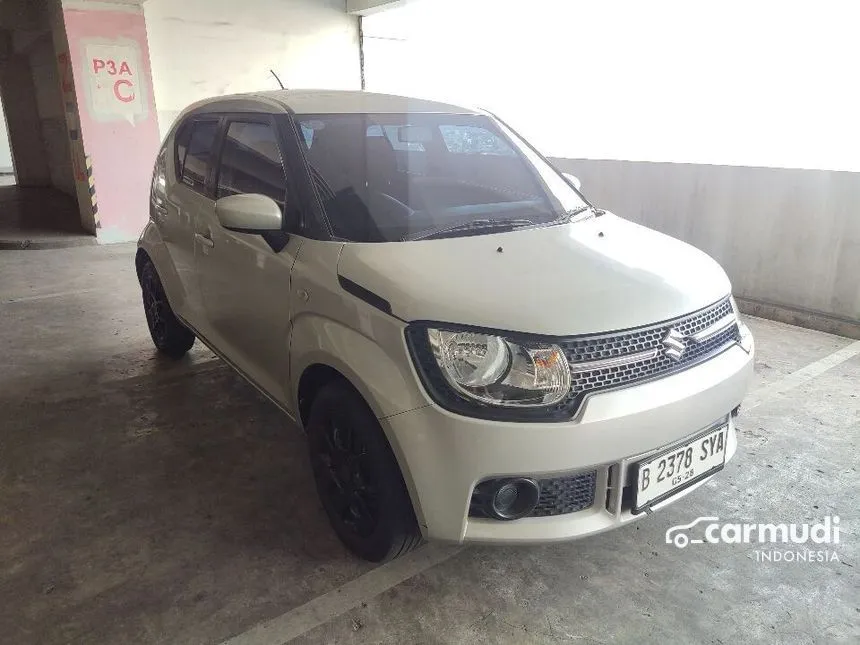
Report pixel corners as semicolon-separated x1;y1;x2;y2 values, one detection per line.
295;112;588;242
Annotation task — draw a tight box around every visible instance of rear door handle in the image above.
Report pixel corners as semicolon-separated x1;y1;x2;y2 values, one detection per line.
195;232;214;248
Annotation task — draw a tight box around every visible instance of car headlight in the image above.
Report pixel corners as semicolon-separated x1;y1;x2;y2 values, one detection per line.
425;329;571;407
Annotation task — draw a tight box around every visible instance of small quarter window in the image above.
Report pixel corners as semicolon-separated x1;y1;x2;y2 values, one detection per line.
176;119;219;193
300;123;315;148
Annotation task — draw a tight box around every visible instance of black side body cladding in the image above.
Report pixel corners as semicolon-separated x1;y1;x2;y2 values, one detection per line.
338;275;394;316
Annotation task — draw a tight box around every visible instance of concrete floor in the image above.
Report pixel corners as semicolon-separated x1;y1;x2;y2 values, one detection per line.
0;244;857;644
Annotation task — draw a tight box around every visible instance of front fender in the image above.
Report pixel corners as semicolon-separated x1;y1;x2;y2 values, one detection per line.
289;312;432;531
289;312;429;421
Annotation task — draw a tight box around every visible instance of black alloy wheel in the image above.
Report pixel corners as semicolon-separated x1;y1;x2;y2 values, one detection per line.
139;259;195;358
307;380;422;561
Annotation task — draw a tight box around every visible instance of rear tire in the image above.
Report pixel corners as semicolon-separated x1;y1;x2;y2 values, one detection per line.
307;380;422;562
140;259;195;359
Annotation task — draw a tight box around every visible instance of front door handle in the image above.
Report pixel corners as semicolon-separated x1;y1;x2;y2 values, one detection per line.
195;232;214;249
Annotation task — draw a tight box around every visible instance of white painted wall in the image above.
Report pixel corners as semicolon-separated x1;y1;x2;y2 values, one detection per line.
364;0;860;172
144;0;361;140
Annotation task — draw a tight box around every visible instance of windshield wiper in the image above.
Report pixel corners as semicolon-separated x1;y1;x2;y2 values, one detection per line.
556;205;593;223
404;218;536;241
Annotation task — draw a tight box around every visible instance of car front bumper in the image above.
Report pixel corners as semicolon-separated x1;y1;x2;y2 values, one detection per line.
382;342;754;544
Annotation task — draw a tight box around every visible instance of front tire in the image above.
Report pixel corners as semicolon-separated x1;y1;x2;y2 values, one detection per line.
140;259;195;359
307;380;422;562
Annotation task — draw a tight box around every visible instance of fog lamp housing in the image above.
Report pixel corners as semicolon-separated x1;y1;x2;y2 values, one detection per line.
471;477;540;520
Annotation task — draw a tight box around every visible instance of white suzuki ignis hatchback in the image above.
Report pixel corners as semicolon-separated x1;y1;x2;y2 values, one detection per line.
137;90;754;561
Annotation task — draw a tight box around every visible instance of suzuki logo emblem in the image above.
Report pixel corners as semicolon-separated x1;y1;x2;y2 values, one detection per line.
663;328;686;362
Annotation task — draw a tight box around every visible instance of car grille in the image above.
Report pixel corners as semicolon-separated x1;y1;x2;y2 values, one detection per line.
469;470;598;519
555;297;740;414
531;470;598;517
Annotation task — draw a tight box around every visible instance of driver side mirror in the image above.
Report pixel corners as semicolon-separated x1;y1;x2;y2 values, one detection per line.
215;193;283;233
563;172;582;191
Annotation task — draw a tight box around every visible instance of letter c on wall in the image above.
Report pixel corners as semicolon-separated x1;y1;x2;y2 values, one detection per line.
113;79;135;103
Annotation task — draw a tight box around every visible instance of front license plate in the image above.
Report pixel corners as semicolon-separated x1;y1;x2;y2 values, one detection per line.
633;424;728;513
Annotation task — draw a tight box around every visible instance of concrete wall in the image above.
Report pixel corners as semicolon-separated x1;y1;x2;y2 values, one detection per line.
144;0;361;140
0;94;13;173
51;0;98;234
0;52;51;186
0;17;76;195
553;158;860;334
29;32;75;196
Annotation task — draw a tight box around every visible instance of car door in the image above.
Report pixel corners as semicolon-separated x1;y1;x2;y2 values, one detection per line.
161;117;220;325
194;114;303;404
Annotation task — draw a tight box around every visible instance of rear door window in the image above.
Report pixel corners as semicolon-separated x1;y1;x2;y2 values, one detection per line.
176;119;219;194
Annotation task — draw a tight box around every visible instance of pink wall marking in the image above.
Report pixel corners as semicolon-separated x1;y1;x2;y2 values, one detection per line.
63;8;160;242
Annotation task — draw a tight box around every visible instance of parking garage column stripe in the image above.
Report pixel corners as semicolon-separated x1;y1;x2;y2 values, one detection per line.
220;544;462;645
743;339;860;410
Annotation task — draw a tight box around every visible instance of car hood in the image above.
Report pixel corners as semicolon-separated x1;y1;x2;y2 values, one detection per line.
336;214;732;336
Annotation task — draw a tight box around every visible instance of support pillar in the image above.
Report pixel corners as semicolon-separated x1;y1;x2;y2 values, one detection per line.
58;0;160;242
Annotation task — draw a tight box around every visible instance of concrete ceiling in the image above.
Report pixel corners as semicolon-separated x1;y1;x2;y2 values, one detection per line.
347;0;414;16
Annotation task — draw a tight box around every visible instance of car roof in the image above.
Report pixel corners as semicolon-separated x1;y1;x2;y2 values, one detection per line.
181;89;481;118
